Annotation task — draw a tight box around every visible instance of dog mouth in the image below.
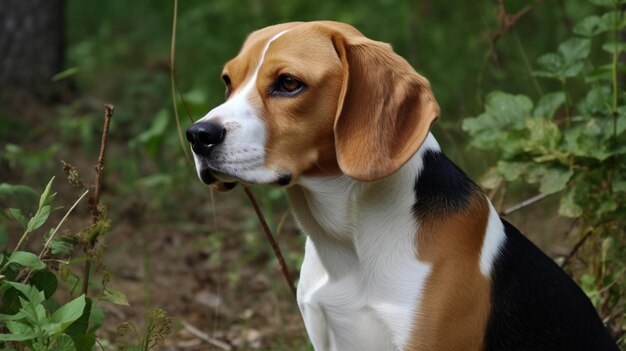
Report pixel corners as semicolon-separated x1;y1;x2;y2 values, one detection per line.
199;168;238;192
197;166;293;192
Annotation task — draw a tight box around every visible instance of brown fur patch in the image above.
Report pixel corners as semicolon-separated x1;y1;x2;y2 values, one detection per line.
222;23;346;180
407;191;491;351
220;21;439;182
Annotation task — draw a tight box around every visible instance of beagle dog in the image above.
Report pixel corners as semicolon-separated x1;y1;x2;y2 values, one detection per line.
186;21;618;351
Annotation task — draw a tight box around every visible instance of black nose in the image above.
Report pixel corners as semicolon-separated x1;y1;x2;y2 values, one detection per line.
186;122;226;156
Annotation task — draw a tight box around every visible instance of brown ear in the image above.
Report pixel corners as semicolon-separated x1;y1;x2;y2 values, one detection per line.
331;31;440;181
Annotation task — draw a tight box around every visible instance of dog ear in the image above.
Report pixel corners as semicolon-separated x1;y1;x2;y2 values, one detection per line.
331;31;440;181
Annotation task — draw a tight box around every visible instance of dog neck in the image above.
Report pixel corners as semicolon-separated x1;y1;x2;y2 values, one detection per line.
286;133;441;278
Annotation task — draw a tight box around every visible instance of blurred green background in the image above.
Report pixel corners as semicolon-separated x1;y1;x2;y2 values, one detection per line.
1;0;623;349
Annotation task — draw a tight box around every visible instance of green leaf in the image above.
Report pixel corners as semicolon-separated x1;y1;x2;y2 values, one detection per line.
17;295;47;325
0;322;38;341
27;205;51;232
102;287;130;306
1;285;22;315
601;42;626;54
595;197;618;217
585;64;614;83
30;270;58;299
0;183;37;198
497;161;530;182
536;53;563;74
51;67;80;81
597;11;624;32
538;168;573;194
7;251;46;271
561;61;585;78
558;38;591;63
72;333;96;351
613;180;626;192
50;295;87;330
559;184;586;218
0;310;27;321
577;86;611;116
524;117;561;153
50;236;78;256
9;208;27;229
129;109;169;156
463;92;532;152
65;297;91;341
52;333;77;351
574;15;603;36
43;322;63;337
533;92;566;118
38;177;56;209
88;304;105;332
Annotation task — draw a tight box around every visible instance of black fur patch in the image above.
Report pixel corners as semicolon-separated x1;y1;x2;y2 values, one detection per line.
484;220;618;350
412;150;481;219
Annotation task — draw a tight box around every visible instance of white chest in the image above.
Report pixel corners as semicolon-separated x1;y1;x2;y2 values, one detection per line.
287;155;432;351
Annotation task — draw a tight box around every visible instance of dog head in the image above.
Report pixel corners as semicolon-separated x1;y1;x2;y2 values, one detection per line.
187;21;439;190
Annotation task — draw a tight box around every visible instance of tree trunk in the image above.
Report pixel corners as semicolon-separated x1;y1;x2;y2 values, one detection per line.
0;0;64;96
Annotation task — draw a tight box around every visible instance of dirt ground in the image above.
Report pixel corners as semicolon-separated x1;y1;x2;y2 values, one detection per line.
99;188;309;351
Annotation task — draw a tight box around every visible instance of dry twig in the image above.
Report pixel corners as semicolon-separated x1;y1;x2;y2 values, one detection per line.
560;230;593;269
499;192;551;216
243;186;297;299
83;104;114;295
181;320;232;351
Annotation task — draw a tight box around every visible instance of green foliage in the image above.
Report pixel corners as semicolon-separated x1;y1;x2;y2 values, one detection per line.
1;0;618;348
0;178;129;350
464;0;625;343
116;309;171;351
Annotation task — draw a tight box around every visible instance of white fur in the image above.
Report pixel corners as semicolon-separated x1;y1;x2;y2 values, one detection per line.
288;134;442;351
192;30;290;184
479;202;506;276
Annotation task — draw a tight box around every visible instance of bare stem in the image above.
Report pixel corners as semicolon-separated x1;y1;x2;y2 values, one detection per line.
83;104;114;296
243;186;297;299
39;190;89;260
169;0;192;164
560;230;592;269
499;192;552;216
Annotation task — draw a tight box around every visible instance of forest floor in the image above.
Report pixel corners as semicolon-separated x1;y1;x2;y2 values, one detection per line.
99;190;309;351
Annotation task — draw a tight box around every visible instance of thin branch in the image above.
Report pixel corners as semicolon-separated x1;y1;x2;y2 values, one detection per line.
483;0;541;62
169;0;192;164
243;186;297;299
490;0;534;45
499;192;551;216
181;320;232;351
83;104;114;295
91;104;114;223
39;190;89;260
560;230;592;269
17;190;90;283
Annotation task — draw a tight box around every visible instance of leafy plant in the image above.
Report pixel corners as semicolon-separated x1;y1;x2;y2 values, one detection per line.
0;178;96;350
464;0;626;344
115;309;172;351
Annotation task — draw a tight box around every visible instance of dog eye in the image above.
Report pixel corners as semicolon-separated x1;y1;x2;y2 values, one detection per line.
272;75;306;96
222;74;232;98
